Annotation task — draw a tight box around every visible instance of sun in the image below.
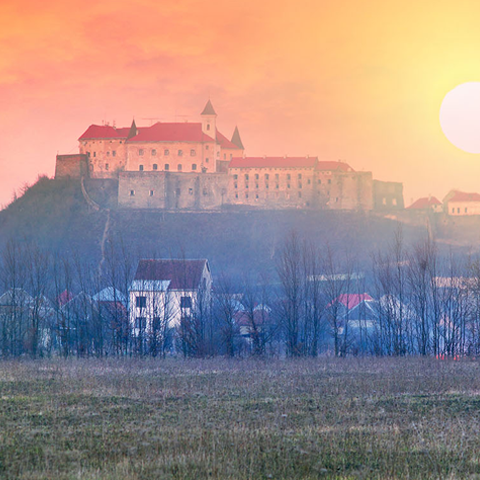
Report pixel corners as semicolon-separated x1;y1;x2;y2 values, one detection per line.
440;82;480;154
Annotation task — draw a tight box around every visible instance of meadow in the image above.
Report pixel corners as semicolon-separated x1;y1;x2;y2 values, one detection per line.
1;358;480;479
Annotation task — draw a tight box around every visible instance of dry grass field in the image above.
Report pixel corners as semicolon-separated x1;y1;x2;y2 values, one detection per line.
1;358;480;479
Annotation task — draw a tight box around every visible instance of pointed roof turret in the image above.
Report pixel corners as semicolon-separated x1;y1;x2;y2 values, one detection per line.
127;119;138;139
201;99;217;116
231;126;244;149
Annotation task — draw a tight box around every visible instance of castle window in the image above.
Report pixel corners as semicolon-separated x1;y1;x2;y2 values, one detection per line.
112;151;116;157
245;174;249;180
275;174;279;180
298;182;302;189
178;150;183;156
105;163;109;171
266;183;269;189
255;184;259;189
328;179;331;184
139;149;144;156
189;188;193;195
336;197;339;203
135;317;146;330
207;124;210;131
93;152;96;157
265;174;269;180
234;183;238;189
308;179;311;184
178;164;182;171
246;193;249;199
256;194;259;199
235;193;238;199
152;149;157;156
106;151;110;156
276;184;279;189
206;158;209;163
87;152;91;158
318;179;321;184
298;174;302;179
190;149;196;156
255;174;259;180
150;190;154;197
233;174;238;180
465;207;468;213
153;163;158;170
164;149;170;155
287;184;290;189
130;190;135;196
206;145;209;151
165;164;170;171
192;164;197;171
287;174;291;180
245;183;249;189
457;207;460;213
139;165;144;171
452;208;454;213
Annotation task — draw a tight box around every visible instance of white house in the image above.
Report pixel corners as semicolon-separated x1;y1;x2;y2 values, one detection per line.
129;259;212;337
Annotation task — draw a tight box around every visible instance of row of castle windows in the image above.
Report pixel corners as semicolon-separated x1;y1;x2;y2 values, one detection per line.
138;148;197;157
234;192;304;200
137;163;207;172
233;173;330;184
87;151;116;158
129;187;218;197
234;182;305;189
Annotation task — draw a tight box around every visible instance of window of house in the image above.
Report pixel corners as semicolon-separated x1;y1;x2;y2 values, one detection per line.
190;149;196;157
465;208;468;213
265;174;269;180
105;163;109;171
130;190;135;196
139;149;144;156
192;164;197;171
287;183;291;189
245;174;249;180
107;151;110;156
87;152;91;158
276;184;279;189
235;193;238;199
234;183;238;189
153;163;158;170
149;190;154;197
246;193;249;199
255;174;259;180
206;158;209;163
207;124;210;131
93;152;96;157
136;296;146;308
135;317;146;330
287;174;291;180
233;174;238;180
266;183;269;189
181;296;192;308
178;150;183;156
112;151;116;157
178;164;182;171
275;174;279;180
165;164;170;171
152;149;156;156
152;317;160;331
256;194;259;199
206;145;209;150
255;184;259;189
189;188;193;195
452;208;454;213
164;149;170;155
298;182;302;189
457;208;460;213
139;165;144;171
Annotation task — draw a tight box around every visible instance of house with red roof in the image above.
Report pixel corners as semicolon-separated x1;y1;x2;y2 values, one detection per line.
407;196;442;213
443;190;480;216
128;259;212;343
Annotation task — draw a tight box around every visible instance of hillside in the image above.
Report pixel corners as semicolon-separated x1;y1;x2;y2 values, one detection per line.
1;177;478;279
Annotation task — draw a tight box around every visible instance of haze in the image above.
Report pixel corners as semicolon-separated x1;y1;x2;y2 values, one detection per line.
2;0;480;207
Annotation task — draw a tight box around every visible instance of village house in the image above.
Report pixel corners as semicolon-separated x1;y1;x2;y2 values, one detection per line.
128;259;213;340
407;196;443;213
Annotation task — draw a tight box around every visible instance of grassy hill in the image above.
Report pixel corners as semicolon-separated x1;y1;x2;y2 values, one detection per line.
2;177;478;279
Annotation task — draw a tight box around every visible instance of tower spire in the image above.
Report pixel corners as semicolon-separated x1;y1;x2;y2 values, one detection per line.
201;99;217;116
127;119;138;139
231;126;244;149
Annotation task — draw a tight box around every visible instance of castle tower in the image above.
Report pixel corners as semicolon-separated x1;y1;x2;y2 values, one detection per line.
231;126;244;150
201;100;217;137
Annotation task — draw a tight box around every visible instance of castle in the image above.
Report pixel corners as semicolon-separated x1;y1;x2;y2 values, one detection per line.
55;100;404;211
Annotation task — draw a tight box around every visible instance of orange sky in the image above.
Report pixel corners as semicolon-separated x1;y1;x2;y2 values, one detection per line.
1;0;480;207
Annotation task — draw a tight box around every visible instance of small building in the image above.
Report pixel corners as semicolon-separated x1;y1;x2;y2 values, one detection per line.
443;190;480;216
373;180;404;211
129;259;213;338
407;196;442;213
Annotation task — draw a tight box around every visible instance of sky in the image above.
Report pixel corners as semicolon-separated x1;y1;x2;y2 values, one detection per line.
1;0;480;208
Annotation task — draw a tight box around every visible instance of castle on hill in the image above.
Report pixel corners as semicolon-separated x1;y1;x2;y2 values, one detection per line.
55;100;404;211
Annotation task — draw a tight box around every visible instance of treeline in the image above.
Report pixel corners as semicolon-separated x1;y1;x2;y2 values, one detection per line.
1;229;480;358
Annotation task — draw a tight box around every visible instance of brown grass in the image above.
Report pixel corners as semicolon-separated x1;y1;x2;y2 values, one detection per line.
1;357;480;479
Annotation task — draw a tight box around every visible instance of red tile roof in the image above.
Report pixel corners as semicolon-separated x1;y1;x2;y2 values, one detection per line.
134;259;208;290
216;129;240;150
407;196;442;209
127;122;215;143
447;191;480;203
229;156;318;169
79;125;127;140
330;293;374;309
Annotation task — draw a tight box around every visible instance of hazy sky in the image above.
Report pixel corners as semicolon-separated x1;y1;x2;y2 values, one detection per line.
1;0;480;208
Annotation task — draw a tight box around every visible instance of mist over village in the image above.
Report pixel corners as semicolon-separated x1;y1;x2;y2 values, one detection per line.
3;0;480;478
